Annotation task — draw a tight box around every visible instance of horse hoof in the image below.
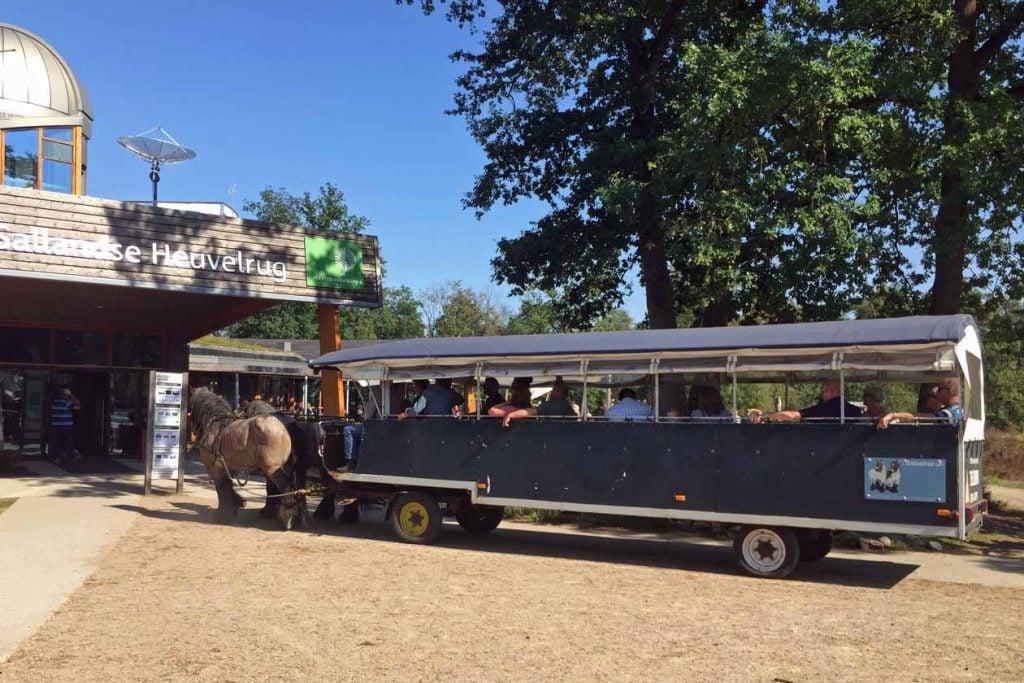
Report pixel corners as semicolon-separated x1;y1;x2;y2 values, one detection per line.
281;516;294;531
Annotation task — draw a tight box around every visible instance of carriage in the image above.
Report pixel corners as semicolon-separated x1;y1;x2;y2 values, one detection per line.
309;315;986;579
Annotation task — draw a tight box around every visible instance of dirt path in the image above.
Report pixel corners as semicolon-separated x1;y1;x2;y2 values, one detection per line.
2;496;1023;682
990;484;1024;511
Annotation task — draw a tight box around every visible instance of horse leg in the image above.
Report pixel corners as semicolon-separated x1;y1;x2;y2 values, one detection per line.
260;477;281;519
293;452;310;529
313;493;336;520
268;468;299;531
211;471;243;523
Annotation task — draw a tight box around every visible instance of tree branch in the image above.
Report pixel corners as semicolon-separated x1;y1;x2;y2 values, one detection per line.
646;0;688;77
974;2;1024;68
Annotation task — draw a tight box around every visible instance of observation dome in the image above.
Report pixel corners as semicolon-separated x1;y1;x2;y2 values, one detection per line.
0;23;92;135
0;23;91;194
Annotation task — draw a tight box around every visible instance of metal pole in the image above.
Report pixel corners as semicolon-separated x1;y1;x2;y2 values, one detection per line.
652;359;660;422
302;377;309;418
143;370;155;496
150;162;160;206
581;360;588;422
176;371;188;495
839;369;846;424
234;372;240;410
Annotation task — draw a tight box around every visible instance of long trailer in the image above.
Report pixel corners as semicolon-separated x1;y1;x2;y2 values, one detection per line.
312;315;986;578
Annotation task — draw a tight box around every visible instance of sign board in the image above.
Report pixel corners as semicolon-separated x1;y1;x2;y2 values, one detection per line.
864;457;946;503
0;186;382;308
145;371;187;493
303;236;365;290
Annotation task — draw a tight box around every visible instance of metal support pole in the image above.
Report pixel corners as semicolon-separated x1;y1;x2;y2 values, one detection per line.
475;362;483;419
581;360;588;422
652;358;660;422
302;377;309;418
234;372;240;410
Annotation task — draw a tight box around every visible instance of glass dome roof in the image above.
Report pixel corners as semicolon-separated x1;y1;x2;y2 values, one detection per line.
0;23;93;136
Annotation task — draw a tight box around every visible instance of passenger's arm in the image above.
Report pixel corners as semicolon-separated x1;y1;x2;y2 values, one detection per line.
754;410;801;423
876;412;920;430
501;407;537;427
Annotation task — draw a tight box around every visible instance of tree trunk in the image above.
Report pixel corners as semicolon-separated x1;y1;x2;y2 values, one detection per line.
929;0;981;315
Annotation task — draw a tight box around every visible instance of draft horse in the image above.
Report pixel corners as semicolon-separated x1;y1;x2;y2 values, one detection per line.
242;400;333;522
189;388;301;530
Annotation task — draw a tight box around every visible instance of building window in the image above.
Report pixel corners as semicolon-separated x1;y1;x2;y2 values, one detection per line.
0;328;51;364
113;334;163;368
53;331;108;366
3;129;38;188
1;127;81;194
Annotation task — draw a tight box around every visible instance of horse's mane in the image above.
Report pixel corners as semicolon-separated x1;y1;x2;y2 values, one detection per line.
243;400;276;418
189;387;236;437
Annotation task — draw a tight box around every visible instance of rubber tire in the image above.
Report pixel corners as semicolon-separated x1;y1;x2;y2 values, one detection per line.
389;491;443;544
733;525;801;579
798;530;833;563
455;503;504;533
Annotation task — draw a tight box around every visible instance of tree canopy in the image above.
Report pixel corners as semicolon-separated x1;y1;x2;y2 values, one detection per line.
411;0;1024;330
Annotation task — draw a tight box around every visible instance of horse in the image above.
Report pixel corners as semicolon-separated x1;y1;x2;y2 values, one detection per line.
189;388;300;530
242;401;333;523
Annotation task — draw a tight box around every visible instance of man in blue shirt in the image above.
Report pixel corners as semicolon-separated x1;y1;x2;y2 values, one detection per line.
753;379;863;422
49;387;80;465
605;388;653;422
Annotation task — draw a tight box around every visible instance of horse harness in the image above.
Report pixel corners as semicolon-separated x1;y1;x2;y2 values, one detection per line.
205;414;252;487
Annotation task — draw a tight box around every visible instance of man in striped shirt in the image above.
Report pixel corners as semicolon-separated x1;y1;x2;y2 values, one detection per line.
50;387;80;465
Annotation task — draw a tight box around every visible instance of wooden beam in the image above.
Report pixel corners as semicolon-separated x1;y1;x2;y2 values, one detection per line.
317;303;344;417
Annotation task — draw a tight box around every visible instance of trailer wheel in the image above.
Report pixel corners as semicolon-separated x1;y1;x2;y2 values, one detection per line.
390;492;442;544
798;530;833;563
733;526;800;579
455;503;503;533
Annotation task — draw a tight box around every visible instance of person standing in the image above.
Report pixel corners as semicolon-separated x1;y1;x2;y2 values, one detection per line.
50;386;80;465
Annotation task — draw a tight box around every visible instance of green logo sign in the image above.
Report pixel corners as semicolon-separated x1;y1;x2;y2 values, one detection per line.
303;237;364;289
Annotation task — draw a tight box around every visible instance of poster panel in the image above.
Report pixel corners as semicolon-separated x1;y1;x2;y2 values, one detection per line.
864;457;946;503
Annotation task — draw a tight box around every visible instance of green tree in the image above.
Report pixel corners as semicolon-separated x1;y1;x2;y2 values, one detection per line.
423;280;507;337
428;1;776;330
224;183;370;339
505;291;564;335
828;2;1024;315
592;309;635;332
338;286;426;340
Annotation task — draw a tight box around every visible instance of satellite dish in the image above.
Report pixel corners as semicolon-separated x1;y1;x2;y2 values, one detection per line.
117;126;196;205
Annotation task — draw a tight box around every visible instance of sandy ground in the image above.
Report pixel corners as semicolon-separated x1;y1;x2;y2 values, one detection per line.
2;495;1023;683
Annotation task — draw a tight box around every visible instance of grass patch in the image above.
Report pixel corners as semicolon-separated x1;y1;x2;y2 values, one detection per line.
0;498;17;516
985;429;1024;482
190;335;301;355
987;477;1024;490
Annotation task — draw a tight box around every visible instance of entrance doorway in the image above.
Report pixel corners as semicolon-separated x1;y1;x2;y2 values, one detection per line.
51;370;108;457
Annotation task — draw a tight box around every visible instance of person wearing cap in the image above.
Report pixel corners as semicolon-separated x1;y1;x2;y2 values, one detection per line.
876;377;963;429
862;385;887;419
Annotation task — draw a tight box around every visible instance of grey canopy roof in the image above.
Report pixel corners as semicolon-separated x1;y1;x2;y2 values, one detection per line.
310;315;977;381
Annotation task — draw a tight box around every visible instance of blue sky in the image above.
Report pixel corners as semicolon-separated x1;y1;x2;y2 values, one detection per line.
6;1;646;322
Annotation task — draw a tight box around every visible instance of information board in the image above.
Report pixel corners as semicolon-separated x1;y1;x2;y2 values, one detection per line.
145;371;187;493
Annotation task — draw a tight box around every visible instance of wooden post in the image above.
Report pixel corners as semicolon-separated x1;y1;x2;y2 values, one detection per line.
317;304;345;417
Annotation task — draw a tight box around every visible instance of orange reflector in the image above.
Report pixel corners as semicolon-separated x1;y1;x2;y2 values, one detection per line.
936;508;952;517
674;494;687;502
477;483;487;489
